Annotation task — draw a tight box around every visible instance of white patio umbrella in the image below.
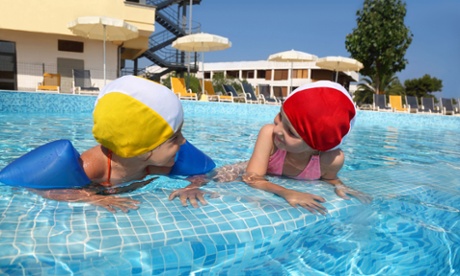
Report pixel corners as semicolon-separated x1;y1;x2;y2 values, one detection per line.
315;56;363;82
172;33;231;95
268;49;318;93
68;16;138;85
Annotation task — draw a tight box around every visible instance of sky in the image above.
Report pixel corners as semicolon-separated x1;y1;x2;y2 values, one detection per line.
163;0;460;99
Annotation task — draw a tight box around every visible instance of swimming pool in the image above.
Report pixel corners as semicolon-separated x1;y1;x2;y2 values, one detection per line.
0;91;459;275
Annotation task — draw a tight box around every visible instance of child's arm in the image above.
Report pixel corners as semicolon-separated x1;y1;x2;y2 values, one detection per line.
320;149;372;203
243;125;327;214
169;162;247;208
31;188;140;213
168;162;248;208
26;146;140;213
242;172;327;214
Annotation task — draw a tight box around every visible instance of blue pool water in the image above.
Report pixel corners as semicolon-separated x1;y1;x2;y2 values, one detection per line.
0;91;459;275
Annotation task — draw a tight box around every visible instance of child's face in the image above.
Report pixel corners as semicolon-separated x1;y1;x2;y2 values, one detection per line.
273;109;312;153
147;125;186;167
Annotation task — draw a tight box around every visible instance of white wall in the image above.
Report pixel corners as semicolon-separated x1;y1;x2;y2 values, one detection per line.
2;30;117;92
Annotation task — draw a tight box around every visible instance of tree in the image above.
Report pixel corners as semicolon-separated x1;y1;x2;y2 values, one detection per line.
353;73;401;105
386;77;405;95
211;72;226;92
212;72;243;93
404;74;443;99
353;77;375;105
187;75;202;94
345;0;413;94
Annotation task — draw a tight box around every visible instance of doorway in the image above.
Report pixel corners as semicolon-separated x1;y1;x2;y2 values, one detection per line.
57;58;84;93
0;41;17;90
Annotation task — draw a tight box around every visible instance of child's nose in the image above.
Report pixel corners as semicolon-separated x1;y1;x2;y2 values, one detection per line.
273;125;283;136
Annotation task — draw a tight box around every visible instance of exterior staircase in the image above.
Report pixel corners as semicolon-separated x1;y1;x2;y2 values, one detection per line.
142;0;201;81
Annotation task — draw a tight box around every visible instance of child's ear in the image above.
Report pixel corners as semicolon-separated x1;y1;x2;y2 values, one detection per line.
141;151;153;161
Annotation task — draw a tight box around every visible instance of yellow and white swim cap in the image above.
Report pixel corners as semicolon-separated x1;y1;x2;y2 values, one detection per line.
92;75;183;158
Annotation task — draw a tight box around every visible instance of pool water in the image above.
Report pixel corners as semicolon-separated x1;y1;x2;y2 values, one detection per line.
0;92;459;275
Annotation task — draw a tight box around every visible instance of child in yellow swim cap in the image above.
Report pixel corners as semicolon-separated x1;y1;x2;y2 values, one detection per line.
35;76;191;213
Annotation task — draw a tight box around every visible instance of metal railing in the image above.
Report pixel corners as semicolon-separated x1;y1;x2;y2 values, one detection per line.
141;0;202;78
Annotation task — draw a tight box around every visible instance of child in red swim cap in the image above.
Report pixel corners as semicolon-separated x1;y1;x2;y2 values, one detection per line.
243;81;371;214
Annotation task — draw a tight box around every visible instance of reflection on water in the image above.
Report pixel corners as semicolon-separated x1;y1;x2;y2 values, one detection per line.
383;126;399;165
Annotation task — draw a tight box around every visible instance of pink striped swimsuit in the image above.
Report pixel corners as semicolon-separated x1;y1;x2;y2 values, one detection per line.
267;149;321;180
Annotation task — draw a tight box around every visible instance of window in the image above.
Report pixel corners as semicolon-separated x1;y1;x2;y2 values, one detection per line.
257;70;266;79
242;70;254;79
265;70;272;80
273;69;288;80
226;70;239;78
292;69;308;79
58;40;84;53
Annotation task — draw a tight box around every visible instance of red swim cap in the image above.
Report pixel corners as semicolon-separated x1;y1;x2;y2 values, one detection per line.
283;81;356;151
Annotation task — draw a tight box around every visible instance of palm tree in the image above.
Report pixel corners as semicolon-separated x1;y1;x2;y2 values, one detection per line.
354;73;401;105
354;77;375;105
379;73;399;95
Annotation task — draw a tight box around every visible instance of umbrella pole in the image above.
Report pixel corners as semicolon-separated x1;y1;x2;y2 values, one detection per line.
186;0;192;90
201;52;205;96
289;61;293;94
103;25;107;85
335;71;338;82
186;53;191;90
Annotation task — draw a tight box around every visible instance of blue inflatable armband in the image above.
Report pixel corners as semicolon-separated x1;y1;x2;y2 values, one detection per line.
0;140;91;189
170;140;216;176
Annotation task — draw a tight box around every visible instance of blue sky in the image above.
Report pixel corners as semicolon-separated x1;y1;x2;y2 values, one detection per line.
181;0;459;99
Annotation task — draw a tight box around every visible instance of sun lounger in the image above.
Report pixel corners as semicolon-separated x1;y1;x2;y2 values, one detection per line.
419;97;441;114
373;94;392;112
202;80;233;102
452;98;460;114
404;95;419;113
273;87;285;104
170;77;198;100
222;84;247;103
242;83;262;104
72;69;100;95
389;95;409;112
36;73;60;93
441;98;455;115
258;84;279;105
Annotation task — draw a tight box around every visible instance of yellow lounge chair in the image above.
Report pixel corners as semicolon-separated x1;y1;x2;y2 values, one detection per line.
203;80;233;102
36;73;60;93
170;77;198;100
389;95;408;112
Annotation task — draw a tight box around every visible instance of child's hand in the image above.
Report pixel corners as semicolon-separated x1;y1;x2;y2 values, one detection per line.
334;185;372;204
280;189;327;215
169;188;212;208
86;194;140;213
